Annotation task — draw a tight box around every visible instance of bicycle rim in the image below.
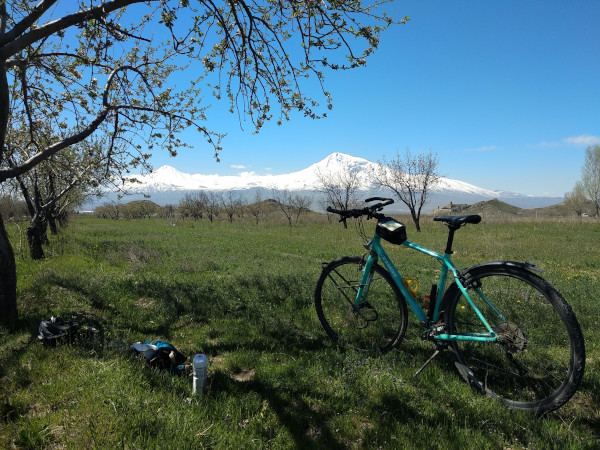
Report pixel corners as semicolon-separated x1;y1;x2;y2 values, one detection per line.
315;257;407;353
445;265;585;413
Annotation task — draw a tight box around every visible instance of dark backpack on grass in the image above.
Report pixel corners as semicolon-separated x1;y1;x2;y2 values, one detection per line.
130;340;187;373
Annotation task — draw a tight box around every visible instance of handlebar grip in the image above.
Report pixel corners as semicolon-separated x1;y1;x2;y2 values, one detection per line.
365;197;394;206
327;206;364;218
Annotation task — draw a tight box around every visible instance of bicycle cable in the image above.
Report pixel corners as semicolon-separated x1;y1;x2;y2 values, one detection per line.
355;216;370;245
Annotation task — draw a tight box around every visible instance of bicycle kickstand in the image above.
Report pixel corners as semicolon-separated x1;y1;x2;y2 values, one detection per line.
414;344;445;377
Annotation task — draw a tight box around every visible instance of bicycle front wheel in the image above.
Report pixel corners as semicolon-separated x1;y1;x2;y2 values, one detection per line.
314;256;408;353
444;263;585;414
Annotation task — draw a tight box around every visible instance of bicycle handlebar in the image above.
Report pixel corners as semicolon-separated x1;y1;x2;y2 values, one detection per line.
326;198;394;221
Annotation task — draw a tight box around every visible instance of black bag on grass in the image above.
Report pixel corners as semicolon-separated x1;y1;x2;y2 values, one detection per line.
38;316;102;351
38;317;74;346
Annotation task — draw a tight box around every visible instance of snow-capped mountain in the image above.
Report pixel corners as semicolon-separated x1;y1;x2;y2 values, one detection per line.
126;152;499;194
126;152;378;192
94;152;561;211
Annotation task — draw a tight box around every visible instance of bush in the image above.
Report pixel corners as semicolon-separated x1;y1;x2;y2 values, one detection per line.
0;195;28;220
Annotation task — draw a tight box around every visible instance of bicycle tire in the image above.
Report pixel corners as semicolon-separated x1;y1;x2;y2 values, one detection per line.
443;262;585;414
314;256;408;353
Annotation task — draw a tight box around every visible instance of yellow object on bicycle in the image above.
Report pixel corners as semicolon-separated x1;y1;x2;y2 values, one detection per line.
402;277;419;299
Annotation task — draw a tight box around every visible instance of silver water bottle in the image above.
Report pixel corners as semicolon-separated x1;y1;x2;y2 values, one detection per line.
192;354;209;394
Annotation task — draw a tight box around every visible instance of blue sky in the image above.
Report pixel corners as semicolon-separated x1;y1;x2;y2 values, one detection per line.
150;1;599;197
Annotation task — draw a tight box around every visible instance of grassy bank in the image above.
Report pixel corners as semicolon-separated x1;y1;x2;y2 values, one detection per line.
1;216;599;448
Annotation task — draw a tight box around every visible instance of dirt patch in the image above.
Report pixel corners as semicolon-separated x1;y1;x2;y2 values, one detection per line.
231;368;255;382
135;297;155;309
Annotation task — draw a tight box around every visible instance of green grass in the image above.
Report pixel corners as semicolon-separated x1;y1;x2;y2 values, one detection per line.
1;215;599;448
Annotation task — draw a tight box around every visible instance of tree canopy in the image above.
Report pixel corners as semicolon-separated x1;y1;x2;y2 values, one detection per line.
0;0;405;184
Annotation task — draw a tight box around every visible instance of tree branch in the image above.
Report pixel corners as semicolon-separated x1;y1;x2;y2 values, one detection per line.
0;0;148;60
0;104;110;182
0;0;58;47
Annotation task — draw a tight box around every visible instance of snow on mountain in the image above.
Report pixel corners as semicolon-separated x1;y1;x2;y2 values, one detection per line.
127;152;375;192
128;152;503;197
101;152;559;211
434;177;501;197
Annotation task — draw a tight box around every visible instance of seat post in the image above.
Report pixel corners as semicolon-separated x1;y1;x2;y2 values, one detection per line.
444;227;457;255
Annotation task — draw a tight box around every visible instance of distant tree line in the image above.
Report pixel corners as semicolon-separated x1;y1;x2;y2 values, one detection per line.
93;189;313;226
94;201;163;220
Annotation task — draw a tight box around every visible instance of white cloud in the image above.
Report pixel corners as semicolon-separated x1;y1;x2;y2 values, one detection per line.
472;145;497;152
464;145;497;152
562;135;600;146
230;164;247;169
536;135;600;148
536;141;560;148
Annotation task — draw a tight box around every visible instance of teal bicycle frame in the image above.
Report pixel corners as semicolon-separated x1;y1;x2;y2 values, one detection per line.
356;233;500;343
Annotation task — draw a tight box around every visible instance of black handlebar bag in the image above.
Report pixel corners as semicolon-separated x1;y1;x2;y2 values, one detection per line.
376;218;407;245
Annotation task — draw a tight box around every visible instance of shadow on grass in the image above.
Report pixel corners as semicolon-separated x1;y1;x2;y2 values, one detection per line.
206;356;485;448
210;370;347;448
577;376;600;435
26;267;599;445
0;323;37;394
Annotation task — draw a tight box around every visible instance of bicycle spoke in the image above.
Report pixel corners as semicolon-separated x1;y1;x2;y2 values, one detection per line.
315;257;407;353
446;264;584;413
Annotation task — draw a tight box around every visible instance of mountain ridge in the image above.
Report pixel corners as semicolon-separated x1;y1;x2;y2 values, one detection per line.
129;152;521;196
93;152;562;212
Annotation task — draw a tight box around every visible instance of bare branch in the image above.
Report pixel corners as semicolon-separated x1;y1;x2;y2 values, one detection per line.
375;149;439;231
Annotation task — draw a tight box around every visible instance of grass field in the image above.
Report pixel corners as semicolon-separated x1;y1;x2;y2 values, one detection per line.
1;214;599;448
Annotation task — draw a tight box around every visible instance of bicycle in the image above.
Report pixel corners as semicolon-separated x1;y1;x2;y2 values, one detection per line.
314;197;585;414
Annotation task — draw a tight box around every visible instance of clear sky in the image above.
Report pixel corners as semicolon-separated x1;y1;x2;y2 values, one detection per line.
149;0;600;197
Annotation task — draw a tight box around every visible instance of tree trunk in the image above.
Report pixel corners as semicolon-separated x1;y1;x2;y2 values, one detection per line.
57;209;70;228
40;215;49;245
411;210;421;232
0;11;17;325
26;215;45;260
48;215;58;235
0;212;18;327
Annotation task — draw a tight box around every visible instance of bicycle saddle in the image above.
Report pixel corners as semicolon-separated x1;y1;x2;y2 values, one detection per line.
433;215;481;229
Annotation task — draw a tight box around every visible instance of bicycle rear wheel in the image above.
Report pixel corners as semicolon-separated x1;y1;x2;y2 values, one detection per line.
314;256;408;353
444;263;585;414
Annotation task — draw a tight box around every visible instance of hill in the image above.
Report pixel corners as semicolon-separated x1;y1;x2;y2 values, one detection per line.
431;198;595;220
432;199;523;217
